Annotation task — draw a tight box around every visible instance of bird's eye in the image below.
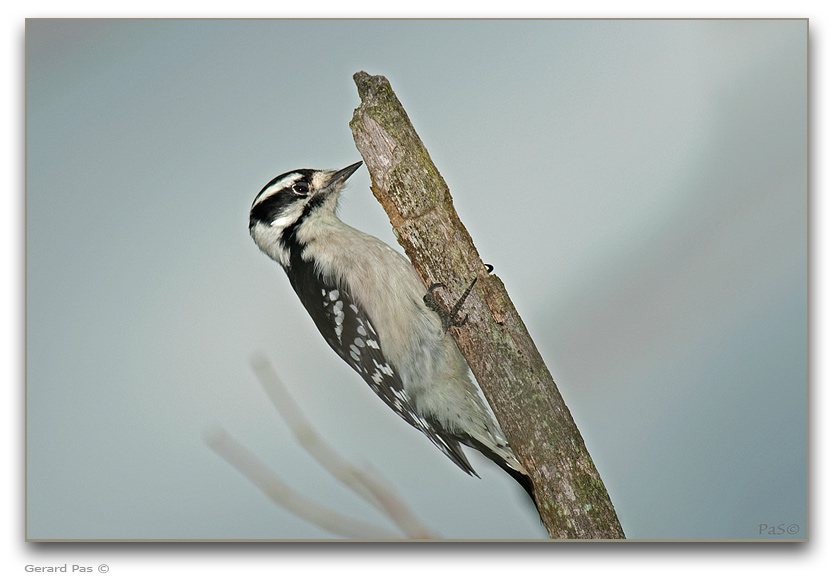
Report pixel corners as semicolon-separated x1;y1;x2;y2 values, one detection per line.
292;182;309;195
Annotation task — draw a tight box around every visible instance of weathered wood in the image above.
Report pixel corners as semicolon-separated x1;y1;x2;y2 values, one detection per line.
349;71;624;539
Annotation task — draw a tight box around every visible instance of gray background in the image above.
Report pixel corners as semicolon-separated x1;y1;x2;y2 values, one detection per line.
26;19;807;540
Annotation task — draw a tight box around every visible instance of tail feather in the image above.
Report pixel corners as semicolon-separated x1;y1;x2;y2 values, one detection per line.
421;416;537;506
460;436;537;507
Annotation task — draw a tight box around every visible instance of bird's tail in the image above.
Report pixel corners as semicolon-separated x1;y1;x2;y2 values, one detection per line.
461;435;537;507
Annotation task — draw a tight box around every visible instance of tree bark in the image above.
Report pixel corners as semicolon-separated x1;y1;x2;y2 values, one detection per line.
349;71;625;539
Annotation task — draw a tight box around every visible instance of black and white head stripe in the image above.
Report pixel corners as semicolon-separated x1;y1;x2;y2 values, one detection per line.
249;162;363;232
249;169;316;230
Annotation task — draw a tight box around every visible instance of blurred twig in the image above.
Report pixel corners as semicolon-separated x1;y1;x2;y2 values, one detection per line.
205;427;402;539
249;353;434;539
205;354;435;540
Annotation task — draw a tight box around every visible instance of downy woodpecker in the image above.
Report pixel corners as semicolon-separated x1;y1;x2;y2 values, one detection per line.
249;161;533;499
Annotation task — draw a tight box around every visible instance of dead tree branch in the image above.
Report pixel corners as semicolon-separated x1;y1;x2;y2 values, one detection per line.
349;71;624;539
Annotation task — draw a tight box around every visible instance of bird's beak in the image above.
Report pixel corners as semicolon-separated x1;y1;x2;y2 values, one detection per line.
327;161;363;188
